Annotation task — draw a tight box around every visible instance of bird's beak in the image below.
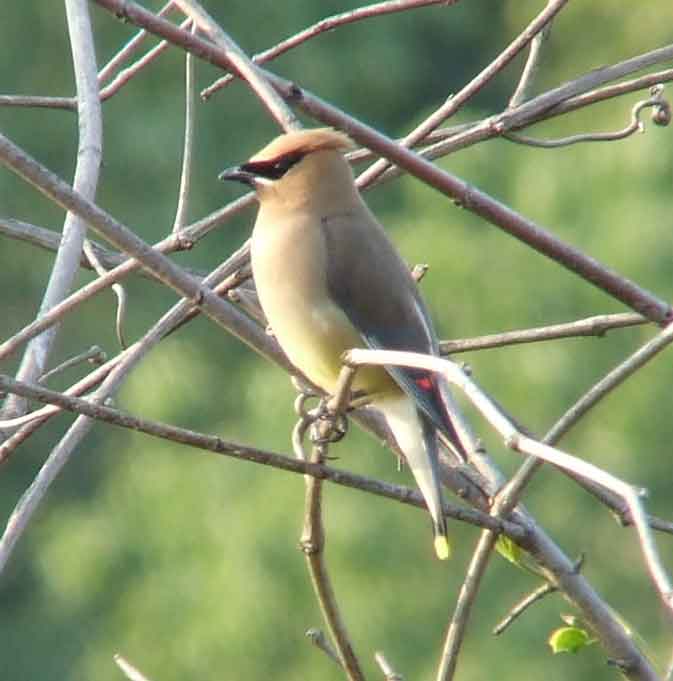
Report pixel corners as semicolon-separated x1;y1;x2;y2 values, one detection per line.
218;166;257;186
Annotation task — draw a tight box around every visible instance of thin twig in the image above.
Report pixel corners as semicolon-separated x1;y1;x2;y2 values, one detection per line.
326;364;358;416
492;582;556;635
98;0;174;83
172;21;197;233
399;68;673;169
356;0;569;189
83;240;128;349
438;298;659;681
0;94;77;110
200;0;455;100
38;346;107;384
365;67;673;166
299;436;365;681
375;651;404;681
541;68;673;122
537;318;673;471
227;286;266;326
440;312;647;354
506;85;669;148
509;22;553;108
440;290;670;668
0;217;202;279
0;15;187;114
171;0;299;131
114;654;154;681
99;19;192;103
436;531;497;681
305;628;343;668
2;0;102;421
502;44;673;130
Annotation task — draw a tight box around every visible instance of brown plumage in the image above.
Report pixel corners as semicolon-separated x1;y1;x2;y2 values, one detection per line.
220;128;467;559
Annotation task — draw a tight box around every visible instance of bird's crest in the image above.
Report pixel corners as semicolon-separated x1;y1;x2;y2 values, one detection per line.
249;128;354;163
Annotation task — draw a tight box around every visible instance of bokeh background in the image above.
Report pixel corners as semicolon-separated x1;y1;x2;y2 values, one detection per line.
1;2;672;680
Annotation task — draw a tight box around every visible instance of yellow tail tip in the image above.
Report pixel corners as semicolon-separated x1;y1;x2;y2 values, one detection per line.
434;535;451;561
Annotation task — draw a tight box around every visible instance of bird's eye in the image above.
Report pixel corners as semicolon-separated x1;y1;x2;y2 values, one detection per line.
268;152;304;178
241;151;304;180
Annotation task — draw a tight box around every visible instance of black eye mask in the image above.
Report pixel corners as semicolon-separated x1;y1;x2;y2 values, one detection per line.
240;151;305;180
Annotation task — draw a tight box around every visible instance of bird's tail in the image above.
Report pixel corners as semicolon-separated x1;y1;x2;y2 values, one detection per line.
379;395;450;560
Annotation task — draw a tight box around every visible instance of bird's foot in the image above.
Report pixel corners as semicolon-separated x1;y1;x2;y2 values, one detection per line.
309;399;349;445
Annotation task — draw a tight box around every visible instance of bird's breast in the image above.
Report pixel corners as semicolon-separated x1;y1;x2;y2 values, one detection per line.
251;212;392;396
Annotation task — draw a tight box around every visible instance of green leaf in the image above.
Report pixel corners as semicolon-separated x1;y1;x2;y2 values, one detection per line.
548;626;595;654
495;535;525;567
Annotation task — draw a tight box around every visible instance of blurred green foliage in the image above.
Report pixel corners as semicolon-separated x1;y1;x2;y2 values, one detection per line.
1;2;672;680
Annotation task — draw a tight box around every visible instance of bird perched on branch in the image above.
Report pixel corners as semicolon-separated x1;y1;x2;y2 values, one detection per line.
220;128;468;560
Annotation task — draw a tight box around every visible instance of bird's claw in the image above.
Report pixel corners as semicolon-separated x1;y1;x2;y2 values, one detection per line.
309;410;349;444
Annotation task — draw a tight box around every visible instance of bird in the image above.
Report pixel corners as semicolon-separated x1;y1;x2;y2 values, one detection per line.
219;128;468;560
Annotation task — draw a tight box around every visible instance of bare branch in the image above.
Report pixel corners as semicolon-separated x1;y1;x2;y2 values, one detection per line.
0;94;76;110
99;18;191;104
0;136;283;574
405;58;673;166
2;0;102;420
506;85;670;148
83;240;128;349
509;21;553;108
0;13;189;112
38;345;107;385
436;530;495;681
0;218;133;274
440;312;647;354
545;67;673;121
492;582;557;635
172;21;197;233
355;67;673;169
0;252;267;572
326;364;358;416
375;651;404;681
356;0;570;188
305;628;343;668
170;0;299;131
298;435;365;681
545;319;673;446
98;0;175;83
114;654;154;681
201;0;456;100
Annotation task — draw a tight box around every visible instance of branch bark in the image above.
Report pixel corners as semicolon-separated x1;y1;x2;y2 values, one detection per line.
1;0;102;421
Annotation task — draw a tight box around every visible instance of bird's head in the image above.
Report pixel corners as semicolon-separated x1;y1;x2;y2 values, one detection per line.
219;128;356;208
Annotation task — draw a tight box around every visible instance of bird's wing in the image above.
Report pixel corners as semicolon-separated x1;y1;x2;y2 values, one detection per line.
321;210;464;451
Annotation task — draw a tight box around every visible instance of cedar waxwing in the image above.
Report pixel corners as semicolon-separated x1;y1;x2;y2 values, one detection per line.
220;128;467;560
